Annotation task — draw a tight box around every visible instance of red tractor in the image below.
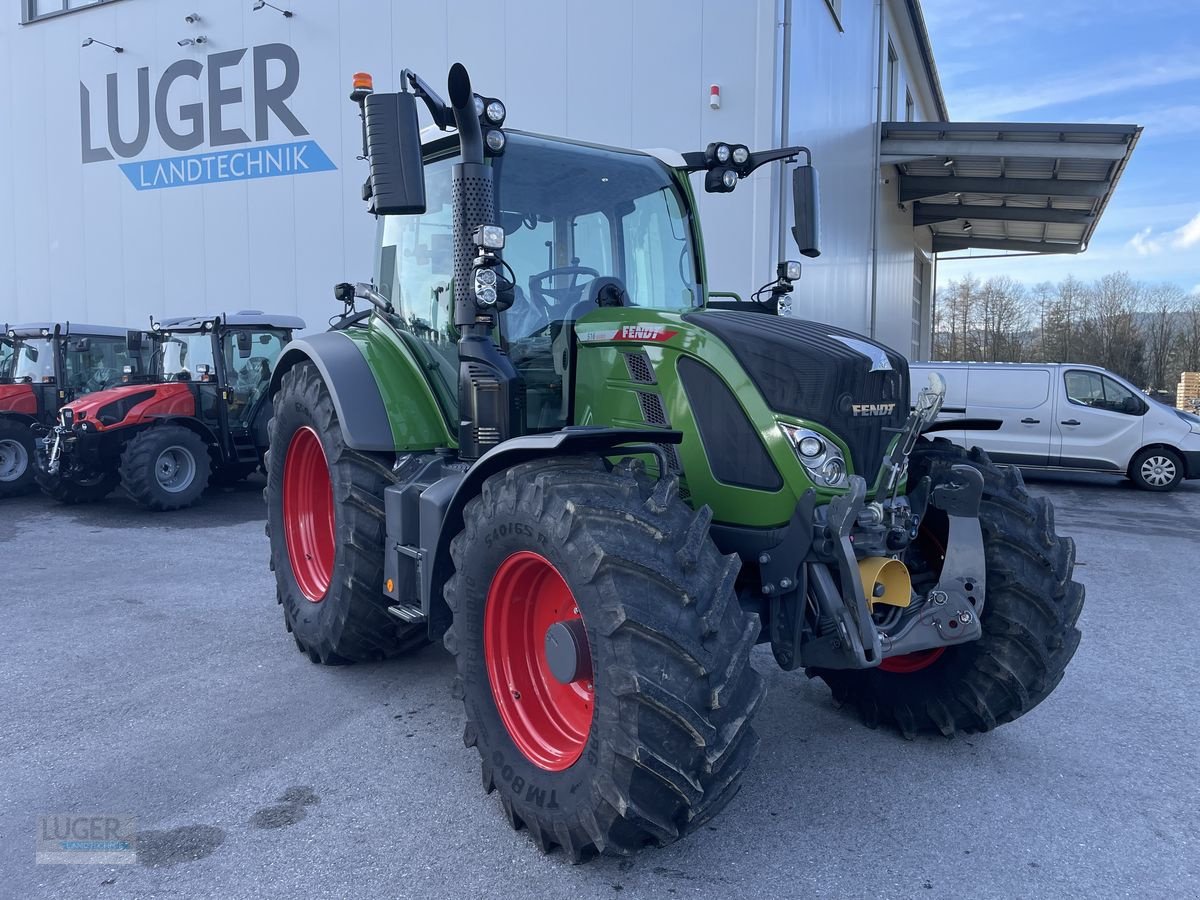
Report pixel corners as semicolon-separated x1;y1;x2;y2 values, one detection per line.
1;322;140;499
37;312;303;509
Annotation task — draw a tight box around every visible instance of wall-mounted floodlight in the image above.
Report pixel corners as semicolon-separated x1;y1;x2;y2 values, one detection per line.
82;37;124;53
177;36;208;47
184;13;201;24
252;0;293;16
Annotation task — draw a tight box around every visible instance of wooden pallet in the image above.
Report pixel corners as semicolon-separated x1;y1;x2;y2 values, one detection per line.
1178;371;1200;409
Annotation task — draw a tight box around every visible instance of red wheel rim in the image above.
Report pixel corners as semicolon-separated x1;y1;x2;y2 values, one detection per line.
484;551;594;772
879;647;945;673
880;521;949;674
282;426;335;603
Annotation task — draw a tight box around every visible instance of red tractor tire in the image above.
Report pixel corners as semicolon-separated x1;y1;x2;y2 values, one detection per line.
443;457;764;860
265;361;427;664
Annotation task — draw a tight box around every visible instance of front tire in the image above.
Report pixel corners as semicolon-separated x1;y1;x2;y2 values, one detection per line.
1129;447;1184;491
265;361;427;664
37;469;119;504
119;425;211;510
0;419;36;498
813;439;1084;738
443;457;764;859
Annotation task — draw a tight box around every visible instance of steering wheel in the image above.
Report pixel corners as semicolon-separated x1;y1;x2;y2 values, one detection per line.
528;266;600;315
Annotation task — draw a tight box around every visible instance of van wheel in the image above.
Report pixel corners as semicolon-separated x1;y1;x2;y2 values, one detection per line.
1129;448;1183;491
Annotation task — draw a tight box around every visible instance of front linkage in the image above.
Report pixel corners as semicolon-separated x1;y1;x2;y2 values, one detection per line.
762;376;986;672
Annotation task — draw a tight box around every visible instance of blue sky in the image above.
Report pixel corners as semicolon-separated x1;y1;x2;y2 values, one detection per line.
922;0;1200;295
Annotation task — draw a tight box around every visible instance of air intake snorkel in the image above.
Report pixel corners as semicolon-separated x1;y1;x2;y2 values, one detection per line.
447;63;522;460
448;63;493;331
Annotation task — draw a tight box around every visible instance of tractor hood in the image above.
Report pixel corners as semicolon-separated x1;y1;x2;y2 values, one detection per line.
64;382;195;431
0;383;37;415
683;310;908;476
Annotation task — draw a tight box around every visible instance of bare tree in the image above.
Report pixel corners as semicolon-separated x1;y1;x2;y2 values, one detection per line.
1144;283;1185;390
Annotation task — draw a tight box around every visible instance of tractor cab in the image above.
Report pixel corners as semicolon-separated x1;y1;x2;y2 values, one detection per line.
150;313;302;434
375;130;708;433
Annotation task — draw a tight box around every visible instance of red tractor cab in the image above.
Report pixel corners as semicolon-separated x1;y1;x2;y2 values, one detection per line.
38;312;304;509
1;322;139;498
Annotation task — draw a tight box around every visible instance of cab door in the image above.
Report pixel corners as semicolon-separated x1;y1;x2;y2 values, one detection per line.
1053;370;1145;471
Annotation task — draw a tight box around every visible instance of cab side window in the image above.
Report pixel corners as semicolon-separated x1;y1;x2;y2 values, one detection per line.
225;330;287;425
1064;371;1142;415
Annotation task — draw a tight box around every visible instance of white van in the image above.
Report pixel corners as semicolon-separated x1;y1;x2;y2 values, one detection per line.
910;362;1200;491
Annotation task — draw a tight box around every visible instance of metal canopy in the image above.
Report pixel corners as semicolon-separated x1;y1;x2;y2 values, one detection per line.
882;121;1141;255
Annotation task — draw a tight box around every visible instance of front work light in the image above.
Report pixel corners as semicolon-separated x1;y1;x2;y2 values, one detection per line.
485;100;506;124
474;224;505;250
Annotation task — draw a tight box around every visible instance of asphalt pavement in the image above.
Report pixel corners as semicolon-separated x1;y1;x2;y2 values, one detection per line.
1;471;1196;899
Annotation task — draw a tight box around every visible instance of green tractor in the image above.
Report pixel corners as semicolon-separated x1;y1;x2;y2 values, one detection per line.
265;65;1083;859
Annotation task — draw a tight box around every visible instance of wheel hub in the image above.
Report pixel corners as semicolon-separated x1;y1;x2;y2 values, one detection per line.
155;446;196;493
0;438;27;482
484;551;594;772
1142;456;1175;486
544;619;592;685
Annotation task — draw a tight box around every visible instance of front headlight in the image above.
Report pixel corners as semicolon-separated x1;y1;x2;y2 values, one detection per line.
779;423;848;488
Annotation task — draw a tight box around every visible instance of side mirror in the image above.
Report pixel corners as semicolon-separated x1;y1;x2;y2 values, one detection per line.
126;330;142;353
364;91;427;216
236;331;252;358
791;164;821;259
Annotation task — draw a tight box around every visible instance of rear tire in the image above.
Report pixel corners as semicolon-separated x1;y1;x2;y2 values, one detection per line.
119;425;211;510
1129;447;1184;492
813;439;1084;738
0;419;36;498
37;469;119;504
265;361;427;665
444;457;764;859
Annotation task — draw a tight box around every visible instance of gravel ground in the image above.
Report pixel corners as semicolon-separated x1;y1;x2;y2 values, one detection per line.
1;470;1196;899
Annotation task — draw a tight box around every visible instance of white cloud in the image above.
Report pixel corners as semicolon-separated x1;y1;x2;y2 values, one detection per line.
1116;105;1200;138
949;56;1200;120
1127;211;1200;256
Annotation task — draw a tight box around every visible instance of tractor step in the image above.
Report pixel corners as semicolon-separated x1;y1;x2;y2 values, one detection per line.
387;603;426;624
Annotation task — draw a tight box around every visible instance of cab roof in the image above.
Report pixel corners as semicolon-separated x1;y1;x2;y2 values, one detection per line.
159;312;306;331
8;322;128;338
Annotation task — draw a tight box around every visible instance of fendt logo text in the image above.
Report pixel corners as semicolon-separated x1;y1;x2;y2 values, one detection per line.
618;324;678;342
851;402;897;417
80;43;335;191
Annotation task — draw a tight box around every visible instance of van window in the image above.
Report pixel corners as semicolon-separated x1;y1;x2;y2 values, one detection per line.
1064;371;1141;415
970;369;1049;409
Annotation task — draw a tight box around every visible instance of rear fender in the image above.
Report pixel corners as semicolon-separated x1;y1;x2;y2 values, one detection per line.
270;327;453;453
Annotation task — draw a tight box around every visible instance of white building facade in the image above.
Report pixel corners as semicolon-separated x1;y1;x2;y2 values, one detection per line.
3;0;1117;361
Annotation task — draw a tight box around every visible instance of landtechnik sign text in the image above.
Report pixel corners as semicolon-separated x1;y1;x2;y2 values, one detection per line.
80;43;335;190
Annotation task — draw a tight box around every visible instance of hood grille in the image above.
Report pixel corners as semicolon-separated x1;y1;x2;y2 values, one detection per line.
683;310;908;478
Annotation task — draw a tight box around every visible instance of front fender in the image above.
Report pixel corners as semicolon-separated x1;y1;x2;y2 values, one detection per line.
271;326;454;453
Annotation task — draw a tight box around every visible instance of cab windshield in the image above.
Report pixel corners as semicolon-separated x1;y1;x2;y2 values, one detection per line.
153;333;217;382
12;338;55;383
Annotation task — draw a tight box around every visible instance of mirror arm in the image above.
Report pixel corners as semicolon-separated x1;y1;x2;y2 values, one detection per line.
403;69;455;130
